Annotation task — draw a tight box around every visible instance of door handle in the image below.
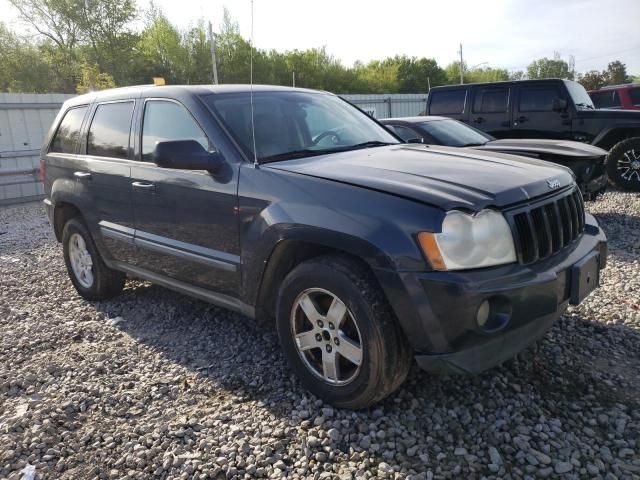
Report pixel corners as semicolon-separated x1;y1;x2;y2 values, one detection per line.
518;116;528;123
74;171;92;180
472;117;485;124
132;181;156;192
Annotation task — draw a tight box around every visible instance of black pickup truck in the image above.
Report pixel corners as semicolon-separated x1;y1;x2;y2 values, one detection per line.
42;85;607;408
424;79;640;191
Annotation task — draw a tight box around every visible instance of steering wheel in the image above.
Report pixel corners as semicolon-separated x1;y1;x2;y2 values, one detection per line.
312;130;342;146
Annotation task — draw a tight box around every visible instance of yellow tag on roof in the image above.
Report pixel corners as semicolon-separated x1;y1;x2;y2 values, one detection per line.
152;77;166;86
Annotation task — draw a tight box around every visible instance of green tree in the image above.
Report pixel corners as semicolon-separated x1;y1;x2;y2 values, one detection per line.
395;56;446;93
605;60;632;85
0;22;55;92
527;53;573;80
76;62;116;93
578;70;607;91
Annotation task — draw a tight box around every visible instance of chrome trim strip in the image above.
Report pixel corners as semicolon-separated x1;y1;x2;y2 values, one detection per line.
97;221;239;272
134;229;240;267
110;261;254;318
99;220;135;245
135;237;236;272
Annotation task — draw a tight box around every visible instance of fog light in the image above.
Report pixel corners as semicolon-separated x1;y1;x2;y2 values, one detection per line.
476;300;490;327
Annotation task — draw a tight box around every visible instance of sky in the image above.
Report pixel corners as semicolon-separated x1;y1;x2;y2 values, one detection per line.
2;0;639;75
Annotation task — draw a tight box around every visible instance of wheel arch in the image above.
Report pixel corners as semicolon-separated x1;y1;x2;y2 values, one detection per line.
250;228;396;325
593;127;640;151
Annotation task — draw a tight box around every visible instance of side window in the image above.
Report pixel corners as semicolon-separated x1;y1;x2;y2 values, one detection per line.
589;91;621;109
628;89;640;106
518;87;561;112
49;106;88;154
473;88;509;113
430;90;467;115
87;102;134;159
389;125;419;142
141;101;209;161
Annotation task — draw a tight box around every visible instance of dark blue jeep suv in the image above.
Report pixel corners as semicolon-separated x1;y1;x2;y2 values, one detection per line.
41;85;607;408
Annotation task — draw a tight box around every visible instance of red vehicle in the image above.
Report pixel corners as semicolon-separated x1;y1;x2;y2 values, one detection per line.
588;84;640;110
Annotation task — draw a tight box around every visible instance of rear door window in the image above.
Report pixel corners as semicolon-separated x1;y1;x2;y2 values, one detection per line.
473;87;510;113
429;90;467;115
590;91;622;108
49;106;88;154
518;86;561;112
628;89;640;107
141;100;209;161
87;101;134;159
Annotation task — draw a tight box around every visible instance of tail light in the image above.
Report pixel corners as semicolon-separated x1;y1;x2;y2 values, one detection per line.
39;158;46;184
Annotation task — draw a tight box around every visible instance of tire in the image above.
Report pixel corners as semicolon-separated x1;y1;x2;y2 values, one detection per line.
276;254;412;409
606;137;640;191
62;218;125;301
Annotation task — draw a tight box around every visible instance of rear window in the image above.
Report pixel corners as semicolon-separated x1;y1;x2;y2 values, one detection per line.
473;87;509;113
49;106;88;154
590;90;621;109
519;87;560;112
87;101;134;159
430;90;467;115
629;89;640;106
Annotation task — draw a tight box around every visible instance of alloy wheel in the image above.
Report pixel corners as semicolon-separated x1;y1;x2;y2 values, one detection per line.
619;148;640;183
290;288;363;385
68;233;94;288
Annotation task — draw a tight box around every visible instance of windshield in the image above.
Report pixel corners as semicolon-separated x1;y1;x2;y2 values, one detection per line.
565;80;595;110
204;91;398;162
418;119;493;147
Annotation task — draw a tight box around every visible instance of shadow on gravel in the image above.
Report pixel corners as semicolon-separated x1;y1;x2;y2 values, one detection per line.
87;279;640;474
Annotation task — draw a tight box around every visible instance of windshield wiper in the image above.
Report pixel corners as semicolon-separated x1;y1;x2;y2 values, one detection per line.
343;141;396;150
259;149;335;163
459;142;487;147
259;141;396;163
575;102;594;110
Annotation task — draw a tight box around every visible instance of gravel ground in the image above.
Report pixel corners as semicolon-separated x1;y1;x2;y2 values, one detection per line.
0;191;639;480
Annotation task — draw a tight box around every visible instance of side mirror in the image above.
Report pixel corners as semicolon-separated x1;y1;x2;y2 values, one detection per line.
552;98;568;112
153;140;223;172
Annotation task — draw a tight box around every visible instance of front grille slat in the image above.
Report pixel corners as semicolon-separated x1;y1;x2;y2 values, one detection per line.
567;194;579;240
510;187;585;265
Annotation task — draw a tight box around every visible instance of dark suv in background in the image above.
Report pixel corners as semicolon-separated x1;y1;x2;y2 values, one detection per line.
42;85;606;408
424;79;640;191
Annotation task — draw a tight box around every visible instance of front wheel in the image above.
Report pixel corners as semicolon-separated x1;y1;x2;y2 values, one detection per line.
607;137;640;191
276;255;412;409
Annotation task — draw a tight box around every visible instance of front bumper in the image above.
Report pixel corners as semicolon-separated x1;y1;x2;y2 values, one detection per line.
380;214;607;375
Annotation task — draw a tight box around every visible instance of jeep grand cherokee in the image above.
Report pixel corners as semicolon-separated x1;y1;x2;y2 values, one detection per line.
42;85;607;408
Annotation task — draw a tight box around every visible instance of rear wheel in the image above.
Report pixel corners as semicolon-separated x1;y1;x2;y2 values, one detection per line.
62;218;125;300
276;255;412;409
607;137;640;191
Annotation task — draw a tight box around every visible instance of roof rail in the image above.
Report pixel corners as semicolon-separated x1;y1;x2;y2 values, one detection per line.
599;83;640;90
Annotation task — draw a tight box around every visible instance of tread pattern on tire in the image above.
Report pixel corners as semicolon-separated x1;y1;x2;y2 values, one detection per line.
607;137;640;192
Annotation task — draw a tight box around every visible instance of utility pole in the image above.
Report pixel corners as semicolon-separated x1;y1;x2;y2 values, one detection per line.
458;43;464;84
292;71;296;87
427;76;431;92
208;21;219;85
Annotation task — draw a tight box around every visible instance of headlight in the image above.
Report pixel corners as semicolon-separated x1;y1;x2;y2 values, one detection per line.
418;209;516;270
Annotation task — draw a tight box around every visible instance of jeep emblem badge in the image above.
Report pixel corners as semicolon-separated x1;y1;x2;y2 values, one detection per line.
547;179;561;189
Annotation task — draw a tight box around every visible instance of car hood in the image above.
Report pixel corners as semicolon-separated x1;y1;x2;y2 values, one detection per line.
266;144;575;211
476;138;607;159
